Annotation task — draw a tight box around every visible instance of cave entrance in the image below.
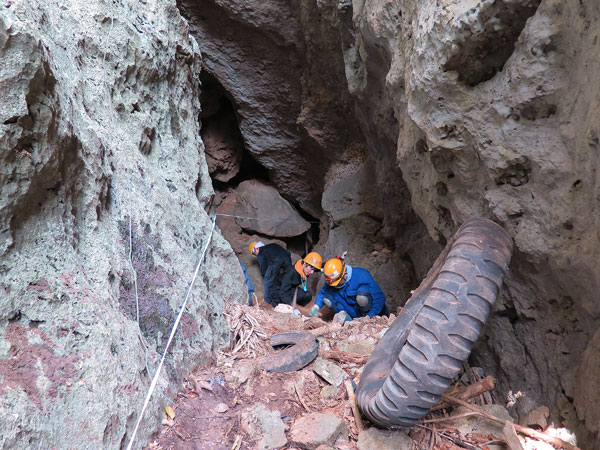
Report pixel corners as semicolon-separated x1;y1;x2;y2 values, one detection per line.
199;70;263;186
199;71;320;276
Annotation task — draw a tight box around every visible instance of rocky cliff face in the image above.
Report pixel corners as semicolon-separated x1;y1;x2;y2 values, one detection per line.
0;0;246;448
338;0;600;443
179;0;600;446
178;0;434;314
2;0;600;448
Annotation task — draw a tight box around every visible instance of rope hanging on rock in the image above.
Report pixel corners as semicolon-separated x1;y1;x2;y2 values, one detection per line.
215;212;320;224
125;215;217;450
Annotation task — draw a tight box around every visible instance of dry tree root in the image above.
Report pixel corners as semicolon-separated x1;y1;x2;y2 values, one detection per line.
431;376;496;412
345;379;364;434
223;303;268;359
441;394;581;450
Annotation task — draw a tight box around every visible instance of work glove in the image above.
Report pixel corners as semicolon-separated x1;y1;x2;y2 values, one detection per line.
310;305;320;316
333;310;350;325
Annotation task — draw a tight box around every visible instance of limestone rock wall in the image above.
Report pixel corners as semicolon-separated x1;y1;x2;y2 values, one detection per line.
0;1;246;448
333;0;600;443
180;0;600;445
3;0;600;446
179;0;435;315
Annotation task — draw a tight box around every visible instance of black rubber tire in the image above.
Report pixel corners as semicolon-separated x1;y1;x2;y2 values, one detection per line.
357;218;513;428
262;332;319;373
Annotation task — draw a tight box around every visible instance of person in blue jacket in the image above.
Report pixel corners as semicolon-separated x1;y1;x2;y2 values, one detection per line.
239;262;255;305
310;257;388;320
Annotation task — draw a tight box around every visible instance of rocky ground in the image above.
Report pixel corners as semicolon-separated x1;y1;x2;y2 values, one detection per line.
146;302;578;450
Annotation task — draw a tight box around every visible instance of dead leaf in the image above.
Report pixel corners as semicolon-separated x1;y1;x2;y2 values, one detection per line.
165;406;175;419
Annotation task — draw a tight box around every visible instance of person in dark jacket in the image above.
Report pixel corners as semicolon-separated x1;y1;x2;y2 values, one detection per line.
249;241;292;306
310;257;388;320
275;252;323;307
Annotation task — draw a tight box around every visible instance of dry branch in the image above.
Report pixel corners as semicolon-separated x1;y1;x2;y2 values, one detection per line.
431;376;495;412
223;303;268;358
441;394;581;450
345;379;364;433
319;349;369;364
503;422;525;450
306;322;342;337
294;381;310;411
230;435;242;450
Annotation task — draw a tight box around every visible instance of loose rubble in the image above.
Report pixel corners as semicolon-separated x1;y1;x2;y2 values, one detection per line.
148;302;580;450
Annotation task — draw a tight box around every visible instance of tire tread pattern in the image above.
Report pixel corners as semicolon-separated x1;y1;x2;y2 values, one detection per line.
357;218;513;428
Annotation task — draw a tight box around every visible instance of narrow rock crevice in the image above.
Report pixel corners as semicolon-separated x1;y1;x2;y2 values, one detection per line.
200;71;245;184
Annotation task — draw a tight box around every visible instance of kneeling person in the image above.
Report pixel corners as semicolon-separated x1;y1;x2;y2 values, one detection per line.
311;257;388;320
249;241;292;306
276;252;322;307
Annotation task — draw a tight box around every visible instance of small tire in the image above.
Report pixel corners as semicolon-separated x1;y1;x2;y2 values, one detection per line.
357;218;513;428
262;332;319;373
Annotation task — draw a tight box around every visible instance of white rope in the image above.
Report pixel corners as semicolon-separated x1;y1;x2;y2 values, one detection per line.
215;213;319;224
128;216;140;325
128;214;152;376
125;215;217;450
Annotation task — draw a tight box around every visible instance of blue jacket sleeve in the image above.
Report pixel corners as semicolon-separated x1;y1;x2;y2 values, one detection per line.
314;287;325;309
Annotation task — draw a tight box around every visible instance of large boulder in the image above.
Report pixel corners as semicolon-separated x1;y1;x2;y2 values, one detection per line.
0;1;246;449
213;185;303;298
233;180;310;238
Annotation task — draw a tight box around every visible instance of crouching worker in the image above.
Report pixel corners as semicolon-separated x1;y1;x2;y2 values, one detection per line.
277;252;323;308
310;257;388;320
249;241;292;306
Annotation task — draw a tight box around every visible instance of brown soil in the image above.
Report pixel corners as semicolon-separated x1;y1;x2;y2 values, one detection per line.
147;299;388;449
146;300;563;450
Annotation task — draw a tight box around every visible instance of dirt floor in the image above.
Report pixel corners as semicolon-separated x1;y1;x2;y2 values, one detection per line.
146;300;578;450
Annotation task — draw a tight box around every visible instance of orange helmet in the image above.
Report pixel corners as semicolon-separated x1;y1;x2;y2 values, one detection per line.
323;258;346;287
303;252;323;270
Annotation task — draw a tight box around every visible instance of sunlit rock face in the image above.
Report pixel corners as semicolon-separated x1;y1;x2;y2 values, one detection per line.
0;1;246;448
335;0;600;444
